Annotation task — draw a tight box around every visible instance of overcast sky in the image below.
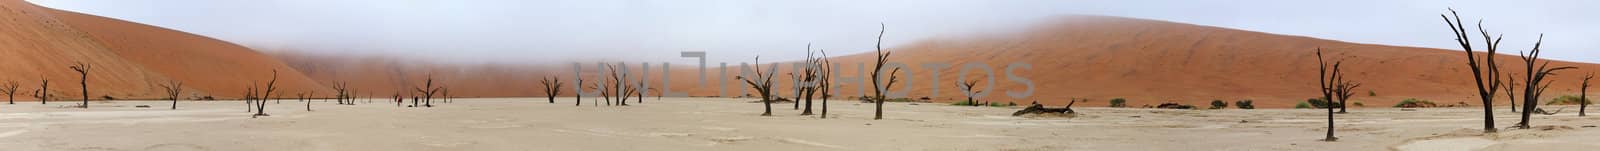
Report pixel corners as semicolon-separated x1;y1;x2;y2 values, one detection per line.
29;0;1600;64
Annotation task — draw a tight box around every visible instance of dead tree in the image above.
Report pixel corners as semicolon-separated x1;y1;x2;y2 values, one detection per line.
1502;74;1518;113
958;80;981;107
253;70;280;118
1334;74;1361;114
738;56;777;116
37;77;47;104
797;45;822;115
244;83;256;112
1582;73;1592;116
1012;99;1077;116
635;81;644;104
573;78;584;106
414;75;441;107
869;23;901;120
69;62;91;108
331;80;347;104
1514;35;1575;129
2;80;19;104
818;50;835;119
162;81;183;110
1442;9;1504;133
606;64;635;106
393;93;402;107
301;92;311;111
441;87;450;103
1315;48;1341;141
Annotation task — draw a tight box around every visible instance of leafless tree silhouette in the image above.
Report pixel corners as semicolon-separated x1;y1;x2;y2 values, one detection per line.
37;76;48;104
300;92;310;111
2;80;19;104
1502;72;1518;113
796;45;822;115
1513;35;1575;129
415;75;442;108
574;78;585;106
162;80;183;110
332;81;350;105
818;50;834;118
253;70;280;118
69;62;91;108
958;79;982;107
244;82;256;112
606;63;636;106
869;23;901;120
738;56;777;116
1442;9;1505;133
1581;73;1592;116
1315;48;1341;142
1334;74;1361;114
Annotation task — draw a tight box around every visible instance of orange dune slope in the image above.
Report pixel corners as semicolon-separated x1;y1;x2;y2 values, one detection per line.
0;0;328;100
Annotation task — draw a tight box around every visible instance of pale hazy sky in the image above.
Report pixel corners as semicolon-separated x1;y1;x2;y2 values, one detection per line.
28;0;1600;64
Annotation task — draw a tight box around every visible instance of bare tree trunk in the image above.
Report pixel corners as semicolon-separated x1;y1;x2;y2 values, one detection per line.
1316;48;1341;142
70;62;91;108
1581;73;1592;116
869;23;899;120
1441;9;1503;133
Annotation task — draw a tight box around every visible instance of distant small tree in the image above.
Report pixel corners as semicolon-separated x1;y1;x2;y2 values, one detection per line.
1;80;19;104
414;75;442;107
300;92;310;111
69;62;92;108
332;81;350;105
1235;100;1255;109
162;80;183;110
957;79;982;107
1334;75;1362;113
574;78;585;106
37;76;48;104
1109;98;1127;108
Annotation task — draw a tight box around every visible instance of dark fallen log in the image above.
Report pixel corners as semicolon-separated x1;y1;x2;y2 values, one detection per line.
1012;100;1076;116
1533;107;1565;115
1156;103;1195;109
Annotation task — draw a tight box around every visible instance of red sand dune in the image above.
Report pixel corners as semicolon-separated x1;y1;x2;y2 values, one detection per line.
276;15;1600;108
0;0;328;100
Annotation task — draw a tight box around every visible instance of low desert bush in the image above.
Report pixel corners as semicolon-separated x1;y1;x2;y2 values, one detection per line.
1208;100;1228;109
1295;102;1312;109
1393;98;1438;108
1109;98;1127;108
1545;95;1591;105
1235;100;1255;109
1306;97;1340;109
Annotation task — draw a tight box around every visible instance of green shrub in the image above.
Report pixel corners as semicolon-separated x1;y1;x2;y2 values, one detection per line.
1368;90;1377;96
1295;102;1312;109
1208;100;1228;109
1394;98;1438;108
884;98;916;102
1109;98;1128;108
1353;101;1365;107
1306;97;1341;109
1546;95;1591;105
950;100;977;106
1235;100;1255;109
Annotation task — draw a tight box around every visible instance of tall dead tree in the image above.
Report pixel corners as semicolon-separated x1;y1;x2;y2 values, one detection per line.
1581;73;1592;116
797;45;822;115
818;50;834;118
869;23;901;120
1514;35;1575;129
958;80;982;107
162;81;183;110
1442;9;1504;133
414;75;441;108
69;62;91;108
2;81;18;104
253;70;279;118
1315;48;1341;142
738;56;777;116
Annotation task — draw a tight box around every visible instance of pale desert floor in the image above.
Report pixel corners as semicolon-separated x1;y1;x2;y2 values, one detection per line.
0;97;1597;151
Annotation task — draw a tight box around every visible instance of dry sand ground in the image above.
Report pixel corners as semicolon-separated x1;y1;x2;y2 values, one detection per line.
0;98;1597;151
